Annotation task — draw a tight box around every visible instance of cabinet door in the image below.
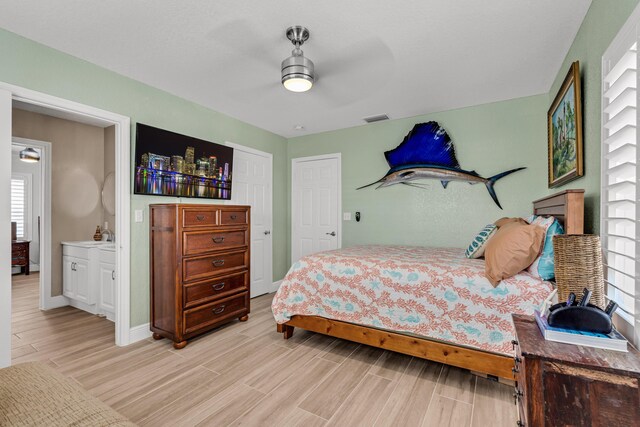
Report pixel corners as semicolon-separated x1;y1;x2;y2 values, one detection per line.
99;262;115;314
74;258;91;304
62;256;76;299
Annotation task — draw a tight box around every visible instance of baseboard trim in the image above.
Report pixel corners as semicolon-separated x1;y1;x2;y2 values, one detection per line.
129;323;152;344
270;280;283;293
42;295;69;310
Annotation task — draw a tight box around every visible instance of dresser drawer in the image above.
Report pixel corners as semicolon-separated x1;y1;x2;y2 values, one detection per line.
182;208;218;228
183;271;248;308
183;292;248;334
182;229;247;256
220;209;248;226
182;249;247;282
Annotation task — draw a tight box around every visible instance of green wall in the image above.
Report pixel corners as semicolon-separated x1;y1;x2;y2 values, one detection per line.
287;0;640;265
0;29;288;327
2;0;638;327
288;95;549;259
546;0;639;233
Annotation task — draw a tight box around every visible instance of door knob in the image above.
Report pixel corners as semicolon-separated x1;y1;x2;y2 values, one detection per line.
326;231;336;236
264;230;271;235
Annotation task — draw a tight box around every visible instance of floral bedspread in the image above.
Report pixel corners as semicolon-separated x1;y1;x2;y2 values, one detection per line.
272;245;553;355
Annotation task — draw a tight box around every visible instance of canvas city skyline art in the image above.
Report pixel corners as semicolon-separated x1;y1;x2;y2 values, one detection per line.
134;123;234;199
548;61;583;188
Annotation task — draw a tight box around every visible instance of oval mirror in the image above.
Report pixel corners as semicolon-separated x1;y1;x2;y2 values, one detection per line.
102;172;116;216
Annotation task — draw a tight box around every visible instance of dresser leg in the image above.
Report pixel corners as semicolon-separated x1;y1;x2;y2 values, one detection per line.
152;333;163;340
173;340;188;350
239;315;249;322
277;323;284;333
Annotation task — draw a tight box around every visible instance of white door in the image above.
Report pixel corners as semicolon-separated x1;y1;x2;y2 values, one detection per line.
230;145;273;298
291;155;341;263
74;258;91;304
99;262;115;319
62;256;75;299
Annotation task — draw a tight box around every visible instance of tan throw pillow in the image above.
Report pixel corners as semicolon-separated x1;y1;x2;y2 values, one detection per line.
484;221;545;286
494;217;529;228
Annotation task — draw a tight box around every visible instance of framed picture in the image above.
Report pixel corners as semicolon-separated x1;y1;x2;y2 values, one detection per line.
134;123;234;199
548;61;583;188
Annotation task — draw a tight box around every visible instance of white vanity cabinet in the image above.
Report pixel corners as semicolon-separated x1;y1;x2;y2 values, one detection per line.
62;245;97;305
62;242;116;321
98;248;116;321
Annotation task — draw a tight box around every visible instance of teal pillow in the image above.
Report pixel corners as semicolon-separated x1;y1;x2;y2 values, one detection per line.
527;217;564;280
465;224;497;259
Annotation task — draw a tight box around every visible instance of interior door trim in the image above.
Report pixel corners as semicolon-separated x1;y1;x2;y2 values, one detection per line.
225;141;274;295
290;153;342;265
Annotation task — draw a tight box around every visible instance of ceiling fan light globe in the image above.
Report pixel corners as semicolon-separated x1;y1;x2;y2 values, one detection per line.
283;77;313;92
281;50;314;93
19;147;40;163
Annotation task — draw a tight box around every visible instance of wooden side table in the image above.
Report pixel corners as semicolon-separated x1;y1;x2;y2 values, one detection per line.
12;240;30;275
512;314;640;427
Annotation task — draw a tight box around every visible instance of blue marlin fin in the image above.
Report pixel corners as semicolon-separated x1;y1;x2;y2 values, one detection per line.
485;167;526;209
441;180;449;188
384;122;460;169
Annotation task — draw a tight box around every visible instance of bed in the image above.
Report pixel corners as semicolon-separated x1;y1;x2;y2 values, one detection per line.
273;189;584;379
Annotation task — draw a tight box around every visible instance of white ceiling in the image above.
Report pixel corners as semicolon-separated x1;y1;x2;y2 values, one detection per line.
0;1;591;138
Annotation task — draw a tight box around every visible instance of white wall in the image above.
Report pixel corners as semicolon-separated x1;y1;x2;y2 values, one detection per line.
11;147;41;271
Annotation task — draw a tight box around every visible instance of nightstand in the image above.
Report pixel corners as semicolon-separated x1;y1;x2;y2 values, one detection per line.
12;240;30;275
512;314;640;427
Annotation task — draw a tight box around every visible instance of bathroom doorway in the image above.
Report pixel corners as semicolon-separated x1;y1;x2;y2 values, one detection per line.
0;84;131;368
11;138;49;308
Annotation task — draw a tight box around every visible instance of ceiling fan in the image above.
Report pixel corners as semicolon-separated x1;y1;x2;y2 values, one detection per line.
281;26;314;92
208;20;394;106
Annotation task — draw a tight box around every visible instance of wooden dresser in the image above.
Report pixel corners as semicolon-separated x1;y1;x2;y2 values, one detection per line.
512;314;640;427
149;204;250;349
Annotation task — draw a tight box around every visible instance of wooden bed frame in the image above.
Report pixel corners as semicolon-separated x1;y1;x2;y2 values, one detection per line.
277;189;585;380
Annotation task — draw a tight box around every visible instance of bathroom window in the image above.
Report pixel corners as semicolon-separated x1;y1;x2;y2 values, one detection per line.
11;174;31;240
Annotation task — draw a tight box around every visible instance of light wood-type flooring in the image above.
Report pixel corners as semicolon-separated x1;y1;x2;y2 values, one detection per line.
11;273;518;426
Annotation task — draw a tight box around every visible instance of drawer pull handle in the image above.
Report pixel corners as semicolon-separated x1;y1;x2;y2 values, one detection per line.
511;339;519;350
229;214;238;220
212;259;225;267
212;305;226;314
514;356;521;364
212;283;225;291
512;367;519;374
212;236;225;243
196;215;205;221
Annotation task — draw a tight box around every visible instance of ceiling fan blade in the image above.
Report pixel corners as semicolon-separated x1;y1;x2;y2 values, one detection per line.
206;18;281;68
312;37;395;108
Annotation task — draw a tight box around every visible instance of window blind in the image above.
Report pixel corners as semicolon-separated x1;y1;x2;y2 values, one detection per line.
10;177;26;239
602;36;639;346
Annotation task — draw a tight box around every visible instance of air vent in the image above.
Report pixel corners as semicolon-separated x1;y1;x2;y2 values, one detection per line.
363;114;389;124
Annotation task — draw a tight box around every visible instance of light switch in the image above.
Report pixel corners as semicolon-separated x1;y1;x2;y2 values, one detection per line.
135;209;144;223
343;212;351;221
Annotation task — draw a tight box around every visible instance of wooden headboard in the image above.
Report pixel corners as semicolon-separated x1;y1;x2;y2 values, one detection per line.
532;190;584;234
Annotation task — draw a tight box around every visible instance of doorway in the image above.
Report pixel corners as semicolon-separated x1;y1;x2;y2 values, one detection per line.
0;83;131;368
11;138;51;311
291;153;342;264
228;142;274;297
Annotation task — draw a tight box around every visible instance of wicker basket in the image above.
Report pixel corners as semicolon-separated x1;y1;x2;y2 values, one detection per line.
552;234;605;309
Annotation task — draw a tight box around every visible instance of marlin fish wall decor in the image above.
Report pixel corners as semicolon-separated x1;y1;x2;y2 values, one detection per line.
357;121;525;209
